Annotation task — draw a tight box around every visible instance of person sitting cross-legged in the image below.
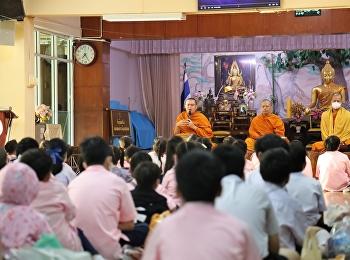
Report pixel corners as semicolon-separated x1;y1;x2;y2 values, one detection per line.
142;150;260;260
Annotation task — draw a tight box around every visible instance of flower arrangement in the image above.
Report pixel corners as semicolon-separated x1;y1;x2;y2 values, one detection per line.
310;107;323;120
193;91;207;101
243;88;257;100
35;104;52;122
291;102;306;122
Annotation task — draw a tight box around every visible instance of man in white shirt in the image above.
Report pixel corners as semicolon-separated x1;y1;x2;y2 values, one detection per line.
286;142;327;227
213;145;281;260
260;147;308;249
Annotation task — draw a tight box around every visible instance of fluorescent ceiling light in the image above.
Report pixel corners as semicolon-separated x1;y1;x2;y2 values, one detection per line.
103;13;186;22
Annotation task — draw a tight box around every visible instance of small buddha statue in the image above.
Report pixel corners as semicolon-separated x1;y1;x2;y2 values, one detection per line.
219;100;230;111
308;60;346;111
224;61;245;93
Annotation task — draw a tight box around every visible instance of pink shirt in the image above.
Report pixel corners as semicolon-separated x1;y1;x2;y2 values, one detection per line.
162;167;182;207
316;151;350;192
244;159;255;175
302;156;313;178
68;165;137;260
127;179;177;211
31;175;83;251
142;202;260;260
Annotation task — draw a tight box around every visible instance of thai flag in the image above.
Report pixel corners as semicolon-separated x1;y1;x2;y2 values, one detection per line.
180;63;190;110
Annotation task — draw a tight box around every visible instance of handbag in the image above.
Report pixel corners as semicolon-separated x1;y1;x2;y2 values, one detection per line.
300;226;322;260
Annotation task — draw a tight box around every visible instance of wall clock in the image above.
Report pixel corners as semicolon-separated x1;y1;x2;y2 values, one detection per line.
74;42;97;66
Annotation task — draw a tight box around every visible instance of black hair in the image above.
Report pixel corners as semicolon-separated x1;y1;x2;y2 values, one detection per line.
222;136;236;145
0;147;7;169
260;148;291;185
176;150;224;203
289;142;306;172
119;136;133;149
39;140;49;149
46;138;68;176
153;137;167;173
212;145;245;178
110;145;125;167
20;148;52;181
4;139;17;154
16;137;39;156
196;137;212;151
175;141;197;161
232;139;248;154
125;145;141;161
80;136;111;166
324;135;340;151
129;151;152;174
134;161;161;189
164;136;184;174
77;155;85;174
66;145;74;160
186;134;198;142
254;134;290;155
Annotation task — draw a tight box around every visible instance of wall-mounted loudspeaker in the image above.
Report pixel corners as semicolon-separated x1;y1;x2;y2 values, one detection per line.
0;0;25;21
0;20;15;46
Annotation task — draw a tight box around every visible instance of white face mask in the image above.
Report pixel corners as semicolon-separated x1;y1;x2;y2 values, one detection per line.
332;102;341;109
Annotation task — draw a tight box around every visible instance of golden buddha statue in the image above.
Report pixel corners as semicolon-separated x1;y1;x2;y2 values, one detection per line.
308;60;346;110
224;61;245;92
219;99;230;111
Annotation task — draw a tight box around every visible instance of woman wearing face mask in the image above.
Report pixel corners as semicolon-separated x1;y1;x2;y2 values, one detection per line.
312;93;350;151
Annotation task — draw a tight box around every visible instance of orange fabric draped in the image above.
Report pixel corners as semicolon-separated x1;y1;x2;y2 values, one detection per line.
245;114;285;151
172;111;213;139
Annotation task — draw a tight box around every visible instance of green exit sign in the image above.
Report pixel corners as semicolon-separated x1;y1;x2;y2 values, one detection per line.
295;9;321;17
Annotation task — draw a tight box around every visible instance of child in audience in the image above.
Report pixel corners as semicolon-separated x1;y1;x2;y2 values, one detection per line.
289;140;313;177
195;137;212;151
316;135;350;192
163;136;184;175
128;152;177;212
110;145;132;182
0;147;8;169
148;136;167;173
4;139;17;162
260;148;308;250
223;136;236;145
46;138;76;186
14;137;39;162
131;161;169;224
119;136;133;150
142;150;260;260
162;142;197;207
124;145;141;168
231;139;255;174
20;148;84;252
0;163;53;252
214;145;281;260
286;143;327;227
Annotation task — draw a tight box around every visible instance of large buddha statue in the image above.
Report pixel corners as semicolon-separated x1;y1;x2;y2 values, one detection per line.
308;60;346;110
224;61;245;93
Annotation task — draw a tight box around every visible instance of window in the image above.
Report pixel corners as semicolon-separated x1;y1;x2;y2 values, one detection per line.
34;31;74;144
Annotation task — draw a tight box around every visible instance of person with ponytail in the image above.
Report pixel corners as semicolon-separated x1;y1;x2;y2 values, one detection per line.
46;138;76;186
148;136;167;174
110;145;132;183
163;136;184;175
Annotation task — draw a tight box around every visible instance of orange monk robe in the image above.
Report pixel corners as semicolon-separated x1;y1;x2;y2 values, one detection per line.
245;114;285;151
311;107;350;151
172;111;213;139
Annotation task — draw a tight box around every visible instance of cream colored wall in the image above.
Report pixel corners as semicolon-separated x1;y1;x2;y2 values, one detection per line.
0;18;35;141
25;0;350;16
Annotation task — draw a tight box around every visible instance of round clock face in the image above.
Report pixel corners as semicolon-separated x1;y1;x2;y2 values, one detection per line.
75;43;96;66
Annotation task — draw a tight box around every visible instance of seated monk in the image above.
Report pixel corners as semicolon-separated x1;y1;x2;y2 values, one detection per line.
173;98;213;139
245;99;285;151
312;93;350;151
308;60;346;111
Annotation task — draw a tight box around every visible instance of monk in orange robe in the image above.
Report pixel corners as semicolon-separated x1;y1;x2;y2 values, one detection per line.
173;98;213;139
245;99;285;151
312;93;350;151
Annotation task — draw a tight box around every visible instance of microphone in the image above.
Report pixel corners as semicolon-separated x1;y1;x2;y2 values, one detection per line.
187;111;192;121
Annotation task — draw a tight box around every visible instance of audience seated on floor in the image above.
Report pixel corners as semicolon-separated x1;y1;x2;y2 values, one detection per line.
110;145;132;183
162;142;197;207
222;136;236;145
148;136;167;174
246;134;290;187
142;150;260;260
231;139;255;174
316;135;350;192
20;148;84;252
68;136;148;260
46;138;76;187
0;147;8;170
286;143;327;227
213;145;282;260
0;163;53;253
163;136;184;177
128;151;177;212
124;145;141;167
14;137;39;162
195;137;212;151
131;161;169;224
4;139;17;162
260;148;308;250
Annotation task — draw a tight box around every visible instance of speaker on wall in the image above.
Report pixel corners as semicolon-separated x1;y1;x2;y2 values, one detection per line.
0;20;15;46
0;0;25;21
